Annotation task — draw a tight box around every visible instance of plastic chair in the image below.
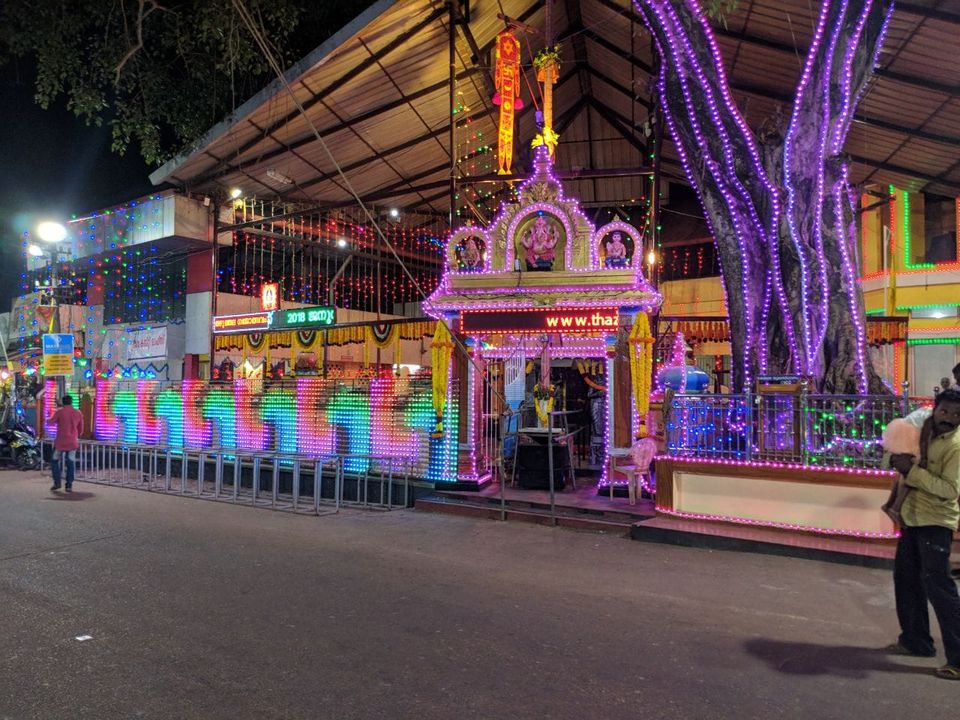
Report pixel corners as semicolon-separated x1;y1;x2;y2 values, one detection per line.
609;438;656;505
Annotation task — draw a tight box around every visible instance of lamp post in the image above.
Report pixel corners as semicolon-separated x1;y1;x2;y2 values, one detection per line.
34;221;68;398
207;189;242;380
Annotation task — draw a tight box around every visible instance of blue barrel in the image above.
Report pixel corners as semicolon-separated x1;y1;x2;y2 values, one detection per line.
658;365;711;392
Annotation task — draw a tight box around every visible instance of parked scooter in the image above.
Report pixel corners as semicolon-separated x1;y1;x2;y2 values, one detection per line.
0;402;40;471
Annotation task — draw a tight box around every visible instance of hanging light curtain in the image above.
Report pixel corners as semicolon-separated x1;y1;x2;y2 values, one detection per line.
431;322;455;437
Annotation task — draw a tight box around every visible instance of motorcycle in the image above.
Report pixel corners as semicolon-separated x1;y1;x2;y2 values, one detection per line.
0;403;41;471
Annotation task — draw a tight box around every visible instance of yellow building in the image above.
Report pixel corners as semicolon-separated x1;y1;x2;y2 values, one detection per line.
861;188;960;396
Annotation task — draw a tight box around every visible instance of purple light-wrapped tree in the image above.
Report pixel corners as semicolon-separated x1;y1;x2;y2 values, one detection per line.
634;0;892;393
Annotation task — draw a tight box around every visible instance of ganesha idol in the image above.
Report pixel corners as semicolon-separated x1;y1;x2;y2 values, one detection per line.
520;215;560;270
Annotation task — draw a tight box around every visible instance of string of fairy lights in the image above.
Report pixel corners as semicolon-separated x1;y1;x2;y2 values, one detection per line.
221;202;447;313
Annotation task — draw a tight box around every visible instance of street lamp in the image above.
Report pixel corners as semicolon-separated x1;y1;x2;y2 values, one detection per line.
32;221;70;397
33;221;69;300
37;221;67;244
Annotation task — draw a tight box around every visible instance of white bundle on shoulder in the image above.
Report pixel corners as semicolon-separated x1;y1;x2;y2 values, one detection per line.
882;417;923;456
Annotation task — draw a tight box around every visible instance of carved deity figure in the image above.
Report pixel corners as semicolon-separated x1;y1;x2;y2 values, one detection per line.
462;237;483;270
603;231;629;268
521;215;559;269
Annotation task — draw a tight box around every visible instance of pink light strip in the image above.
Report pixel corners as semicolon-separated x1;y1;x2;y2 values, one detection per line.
657;454;897;478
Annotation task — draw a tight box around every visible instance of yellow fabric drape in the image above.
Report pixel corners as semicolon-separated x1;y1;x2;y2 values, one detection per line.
430;322;455;435
368;324;397;349
216;322;436;356
629;313;654;439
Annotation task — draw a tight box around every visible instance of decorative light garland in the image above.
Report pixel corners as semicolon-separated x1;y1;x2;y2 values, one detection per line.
907;337;960;346
82;376;459;482
658;454;897;478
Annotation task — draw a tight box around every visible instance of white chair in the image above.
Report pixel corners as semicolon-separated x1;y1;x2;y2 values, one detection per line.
608;439;656;505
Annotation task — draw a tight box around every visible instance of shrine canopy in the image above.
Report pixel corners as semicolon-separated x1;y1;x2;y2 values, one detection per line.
424;146;661;346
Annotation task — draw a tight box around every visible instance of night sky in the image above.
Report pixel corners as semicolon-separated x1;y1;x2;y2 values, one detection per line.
0;63;157;309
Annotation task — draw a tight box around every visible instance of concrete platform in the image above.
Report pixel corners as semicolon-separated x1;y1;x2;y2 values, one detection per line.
420;482;904;568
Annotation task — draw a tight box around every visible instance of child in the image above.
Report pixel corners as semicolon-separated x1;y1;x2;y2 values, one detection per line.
882;409;933;526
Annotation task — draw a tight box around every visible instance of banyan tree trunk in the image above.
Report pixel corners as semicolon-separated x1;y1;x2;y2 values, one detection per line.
633;0;892;393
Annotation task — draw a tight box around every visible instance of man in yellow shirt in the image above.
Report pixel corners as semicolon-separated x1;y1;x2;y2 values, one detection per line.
888;388;960;679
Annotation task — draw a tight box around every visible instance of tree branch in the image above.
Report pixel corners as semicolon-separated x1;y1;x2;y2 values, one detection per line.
114;0;168;86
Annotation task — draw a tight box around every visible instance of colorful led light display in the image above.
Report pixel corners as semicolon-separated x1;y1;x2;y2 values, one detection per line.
273;306;336;330
90;377;458;481
212;312;273;334
460;308;619;335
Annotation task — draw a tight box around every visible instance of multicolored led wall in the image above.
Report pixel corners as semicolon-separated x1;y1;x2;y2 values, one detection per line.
48;377;458;483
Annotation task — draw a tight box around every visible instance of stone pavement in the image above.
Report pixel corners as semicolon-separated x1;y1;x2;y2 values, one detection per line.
0;470;957;719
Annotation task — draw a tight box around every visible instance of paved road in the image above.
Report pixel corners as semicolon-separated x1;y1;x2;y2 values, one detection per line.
1;470;957;719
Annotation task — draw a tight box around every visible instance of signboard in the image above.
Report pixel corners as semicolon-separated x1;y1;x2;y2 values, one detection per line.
212;312;273;334
42;333;74;376
460;308;620;335
273;305;336;330
127;326;167;360
261;282;280;311
212;306;335;335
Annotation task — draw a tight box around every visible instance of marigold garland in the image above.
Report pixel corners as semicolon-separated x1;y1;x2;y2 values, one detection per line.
628;313;654;438
533;382;556;426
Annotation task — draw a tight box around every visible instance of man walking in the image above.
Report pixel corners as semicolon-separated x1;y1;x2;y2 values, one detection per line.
888;388;960;679
50;394;83;492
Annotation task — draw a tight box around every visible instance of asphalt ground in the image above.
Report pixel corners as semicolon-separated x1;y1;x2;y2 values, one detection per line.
1;470;958;719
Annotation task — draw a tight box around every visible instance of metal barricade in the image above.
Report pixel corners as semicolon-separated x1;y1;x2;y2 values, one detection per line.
42;439;424;514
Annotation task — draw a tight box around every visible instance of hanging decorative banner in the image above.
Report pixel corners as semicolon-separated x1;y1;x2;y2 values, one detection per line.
493;31;523;175
127;326;168;360
532;44;561;155
261;282;280;311
431;322;455;436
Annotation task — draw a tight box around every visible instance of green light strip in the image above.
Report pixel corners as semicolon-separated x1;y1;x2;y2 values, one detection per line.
896;303;960;310
902;188;936;270
865;308;885;315
906;337;960;346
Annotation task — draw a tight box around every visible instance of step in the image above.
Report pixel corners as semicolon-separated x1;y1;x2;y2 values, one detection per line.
630;516;898;569
415;494;635;534
434;489;655;524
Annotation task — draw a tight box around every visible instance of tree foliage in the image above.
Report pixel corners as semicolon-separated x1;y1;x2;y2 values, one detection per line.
0;0;366;166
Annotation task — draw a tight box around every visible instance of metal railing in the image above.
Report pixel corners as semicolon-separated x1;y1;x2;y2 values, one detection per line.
40;440;415;513
665;389;924;468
